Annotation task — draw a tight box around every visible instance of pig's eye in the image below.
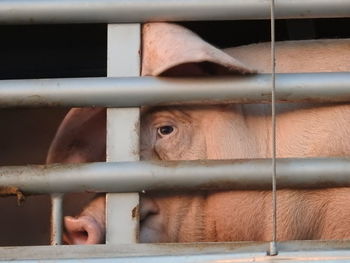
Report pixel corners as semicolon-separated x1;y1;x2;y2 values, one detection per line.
157;125;174;137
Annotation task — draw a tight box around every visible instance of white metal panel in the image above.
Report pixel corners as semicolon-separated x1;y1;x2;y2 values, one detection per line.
106;108;140;162
107;24;140;77
106;23;141;244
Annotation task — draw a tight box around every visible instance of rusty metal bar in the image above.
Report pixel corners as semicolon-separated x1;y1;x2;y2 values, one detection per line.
1;158;350;194
50;193;63;246
0;73;350;108
0;0;349;24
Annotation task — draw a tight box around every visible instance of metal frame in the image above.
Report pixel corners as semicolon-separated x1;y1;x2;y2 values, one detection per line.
0;0;350;24
1;0;350;262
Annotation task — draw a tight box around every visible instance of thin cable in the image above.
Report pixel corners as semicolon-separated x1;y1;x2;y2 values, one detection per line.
269;0;278;256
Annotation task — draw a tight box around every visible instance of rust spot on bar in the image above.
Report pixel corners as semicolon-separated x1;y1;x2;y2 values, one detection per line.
0;186;25;206
132;204;140;219
132;204;140;242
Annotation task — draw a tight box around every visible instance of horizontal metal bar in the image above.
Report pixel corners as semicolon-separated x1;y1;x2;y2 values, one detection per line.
1;240;350;261
1;158;350;194
1;73;350;108
0;0;349;24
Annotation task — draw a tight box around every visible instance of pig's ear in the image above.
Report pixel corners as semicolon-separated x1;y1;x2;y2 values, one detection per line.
142;22;256;77
46;108;106;164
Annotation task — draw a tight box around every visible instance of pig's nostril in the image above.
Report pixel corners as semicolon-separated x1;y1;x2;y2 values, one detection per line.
140;197;160;223
64;215;104;244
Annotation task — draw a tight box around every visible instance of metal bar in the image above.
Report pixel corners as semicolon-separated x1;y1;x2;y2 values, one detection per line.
107;108;140;161
0;73;350;108
106;23;140;244
1;158;350;194
106;108;140;244
1;240;350;261
0;0;349;24
50;193;63;245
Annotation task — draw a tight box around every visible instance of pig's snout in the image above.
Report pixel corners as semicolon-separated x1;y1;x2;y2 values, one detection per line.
63;215;105;245
62;196;160;244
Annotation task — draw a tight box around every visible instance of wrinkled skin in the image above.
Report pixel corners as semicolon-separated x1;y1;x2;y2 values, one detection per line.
47;23;350;244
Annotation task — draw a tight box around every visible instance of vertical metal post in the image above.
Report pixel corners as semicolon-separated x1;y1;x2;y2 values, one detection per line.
50;193;63;245
106;24;141;244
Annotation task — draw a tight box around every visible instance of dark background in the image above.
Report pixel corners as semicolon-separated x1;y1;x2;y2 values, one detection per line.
0;18;349;246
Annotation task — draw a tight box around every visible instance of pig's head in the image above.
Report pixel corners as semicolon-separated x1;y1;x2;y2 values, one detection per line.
47;22;255;244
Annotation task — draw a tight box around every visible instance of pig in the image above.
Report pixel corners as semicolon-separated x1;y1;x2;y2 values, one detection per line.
46;23;350;244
